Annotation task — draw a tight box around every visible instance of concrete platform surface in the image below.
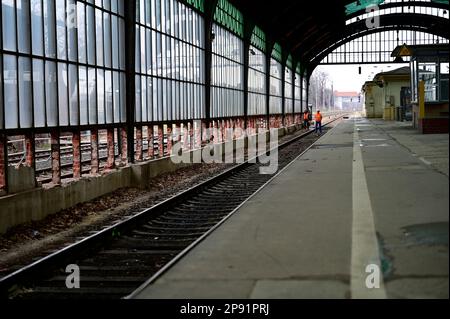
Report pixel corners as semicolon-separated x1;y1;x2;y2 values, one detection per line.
132;117;449;299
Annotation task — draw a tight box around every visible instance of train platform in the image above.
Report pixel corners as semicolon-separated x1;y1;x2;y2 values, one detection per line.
131;117;449;299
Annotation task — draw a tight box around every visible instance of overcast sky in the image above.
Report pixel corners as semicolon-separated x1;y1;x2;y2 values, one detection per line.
314;63;409;93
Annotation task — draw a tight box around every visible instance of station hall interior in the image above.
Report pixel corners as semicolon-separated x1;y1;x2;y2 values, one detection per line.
0;0;448;300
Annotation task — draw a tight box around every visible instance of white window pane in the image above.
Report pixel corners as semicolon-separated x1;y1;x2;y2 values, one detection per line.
18;57;32;128
96;9;104;66
97;69;105;123
2;0;16;51
45;61;58;126
105;70;113;123
31;0;44;56
87;5;96;64
44;0;57;58
68;64;79;125
79;66;88;125
88;67;97;124
33;59;46;127
56;0;66;59
67;0;77;61
77;2;86;63
104;13;112;67
17;0;31;53
113;71;120;123
3;55;18;129
58;63;69;125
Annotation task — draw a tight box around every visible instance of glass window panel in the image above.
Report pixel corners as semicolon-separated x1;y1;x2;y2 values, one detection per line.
77;2;86;63
105;70;113;123
17;0;31;54
113;71;120;123
56;0;66;59
88;67;97;124
33;59;46;127
87;5;96;64
31;0;44;56
97;68;105;124
3;55;18;129
67;0;78;61
18;57;33;128
58;63;69;126
141;76;147;122
112;15;119;69
120;72;126;122
104;12;112;68
2;0;16;51
79;66;88;125
68;64;79;125
45;61;58;126
96;8;104;66
135;76;141;122
147;77;152;121
44;0;56;58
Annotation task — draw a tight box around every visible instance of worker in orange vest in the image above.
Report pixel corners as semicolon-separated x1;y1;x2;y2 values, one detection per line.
314;110;323;135
303;111;310;130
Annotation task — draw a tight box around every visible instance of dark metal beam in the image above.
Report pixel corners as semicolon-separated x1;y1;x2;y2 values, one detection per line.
124;0;136;164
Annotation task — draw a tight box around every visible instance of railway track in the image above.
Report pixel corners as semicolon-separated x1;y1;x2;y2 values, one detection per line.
0;116;344;299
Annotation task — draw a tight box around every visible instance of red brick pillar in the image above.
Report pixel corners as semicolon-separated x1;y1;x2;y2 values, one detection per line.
136;126;143;161
188;122;194;150
201;121;208;145
181;123;189;151
158;125;164;157
72;131;81;179
0;134;7;193
24;132;34;168
120;127;127;165
217;120;223;143
147;125;153;159
167;125;173;155
90;129;99;175
212;121;218;144
51;131;61;184
106;128;115;170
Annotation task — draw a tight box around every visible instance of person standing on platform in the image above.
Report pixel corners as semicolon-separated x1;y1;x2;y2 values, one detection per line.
314;110;323;136
303;111;310;130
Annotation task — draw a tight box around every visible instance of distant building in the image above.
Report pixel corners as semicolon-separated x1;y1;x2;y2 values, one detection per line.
391;43;449;133
333;91;361;111
361;66;410;119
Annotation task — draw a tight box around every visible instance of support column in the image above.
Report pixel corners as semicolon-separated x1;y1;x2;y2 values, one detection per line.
173;124;180;150
158;125;164;157
91;129;99;175
0;134;7;193
212;121;218;144
147;125;154;159
125;0;136;164
167;125;173;155
120;127;127;165
189;122;194;150
51;130;61;184
201;121;208;145
24;132;35;168
72;131;81;179
182;123;187;151
136;126;143;161
194;122;201;149
106;128;115;170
